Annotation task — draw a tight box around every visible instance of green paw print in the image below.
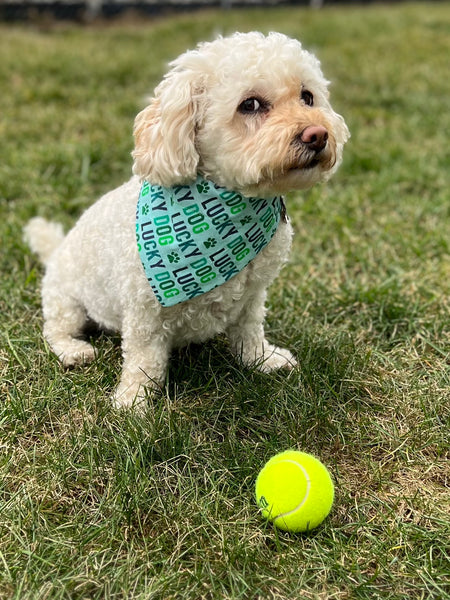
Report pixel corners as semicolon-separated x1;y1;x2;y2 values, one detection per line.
240;215;252;226
141;203;150;216
196;181;210;194
167;251;180;264
204;237;217;249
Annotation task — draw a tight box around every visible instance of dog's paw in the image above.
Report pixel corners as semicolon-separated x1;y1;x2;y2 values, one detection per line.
111;374;162;413
255;345;297;373
111;382;149;413
58;340;97;368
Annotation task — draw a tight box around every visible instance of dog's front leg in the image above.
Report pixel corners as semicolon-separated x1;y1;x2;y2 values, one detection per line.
112;324;171;411
226;288;297;373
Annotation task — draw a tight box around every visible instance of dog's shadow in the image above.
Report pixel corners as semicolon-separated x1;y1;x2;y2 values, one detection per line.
166;337;282;399
84;322;371;444
83;323;281;403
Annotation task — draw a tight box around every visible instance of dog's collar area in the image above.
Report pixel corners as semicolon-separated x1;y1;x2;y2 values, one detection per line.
136;176;285;307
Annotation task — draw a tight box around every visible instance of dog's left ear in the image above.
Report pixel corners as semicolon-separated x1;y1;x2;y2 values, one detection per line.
132;67;203;186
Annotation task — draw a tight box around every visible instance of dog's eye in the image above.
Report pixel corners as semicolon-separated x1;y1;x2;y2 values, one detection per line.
238;97;268;115
301;89;314;107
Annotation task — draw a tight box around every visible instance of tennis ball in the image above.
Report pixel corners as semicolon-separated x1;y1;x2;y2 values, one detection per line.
255;450;334;533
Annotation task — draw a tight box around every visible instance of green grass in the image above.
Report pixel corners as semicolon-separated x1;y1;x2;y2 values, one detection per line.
1;3;449;598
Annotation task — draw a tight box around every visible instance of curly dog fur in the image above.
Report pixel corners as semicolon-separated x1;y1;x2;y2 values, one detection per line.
24;32;349;410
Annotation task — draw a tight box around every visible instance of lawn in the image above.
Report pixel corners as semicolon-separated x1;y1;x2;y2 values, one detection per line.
1;2;449;598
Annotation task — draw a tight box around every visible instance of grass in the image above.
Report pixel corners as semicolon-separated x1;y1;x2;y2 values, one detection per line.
1;2;449;598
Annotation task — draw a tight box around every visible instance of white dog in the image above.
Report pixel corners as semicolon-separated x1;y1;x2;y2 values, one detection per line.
25;32;349;410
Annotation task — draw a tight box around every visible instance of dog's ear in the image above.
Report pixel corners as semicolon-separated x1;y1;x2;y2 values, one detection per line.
132;68;203;186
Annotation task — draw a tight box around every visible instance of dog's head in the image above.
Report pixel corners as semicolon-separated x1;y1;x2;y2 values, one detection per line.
132;32;349;197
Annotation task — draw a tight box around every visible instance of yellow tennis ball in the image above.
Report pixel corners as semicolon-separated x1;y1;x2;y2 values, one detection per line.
255;450;334;533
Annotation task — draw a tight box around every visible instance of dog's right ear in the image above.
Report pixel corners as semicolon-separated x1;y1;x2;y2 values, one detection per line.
132;67;203;186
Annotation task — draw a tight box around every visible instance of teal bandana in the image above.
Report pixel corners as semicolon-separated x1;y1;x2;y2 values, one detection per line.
136;176;285;307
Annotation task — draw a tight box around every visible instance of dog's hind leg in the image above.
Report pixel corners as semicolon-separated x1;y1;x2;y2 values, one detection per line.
42;291;96;367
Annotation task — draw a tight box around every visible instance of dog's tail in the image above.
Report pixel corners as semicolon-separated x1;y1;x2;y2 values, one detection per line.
23;217;65;266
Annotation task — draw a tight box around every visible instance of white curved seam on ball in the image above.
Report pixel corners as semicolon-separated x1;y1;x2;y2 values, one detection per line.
274;460;311;521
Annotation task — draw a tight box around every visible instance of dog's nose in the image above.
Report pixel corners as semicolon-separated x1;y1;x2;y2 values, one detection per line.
300;126;329;152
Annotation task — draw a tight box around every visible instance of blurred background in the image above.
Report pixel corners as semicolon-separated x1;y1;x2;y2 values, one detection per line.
0;0;442;22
